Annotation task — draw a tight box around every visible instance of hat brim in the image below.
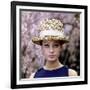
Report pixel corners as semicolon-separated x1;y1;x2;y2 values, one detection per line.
32;36;69;45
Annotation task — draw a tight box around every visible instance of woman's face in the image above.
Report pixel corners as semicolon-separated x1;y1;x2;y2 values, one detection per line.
42;40;62;62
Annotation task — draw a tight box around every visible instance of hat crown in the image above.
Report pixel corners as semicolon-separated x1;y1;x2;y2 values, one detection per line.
39;19;64;32
32;19;69;45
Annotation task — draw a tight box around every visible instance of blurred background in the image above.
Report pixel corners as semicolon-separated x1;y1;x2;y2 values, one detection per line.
20;10;80;79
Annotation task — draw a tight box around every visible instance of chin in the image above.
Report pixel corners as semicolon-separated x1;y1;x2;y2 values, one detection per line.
47;58;57;62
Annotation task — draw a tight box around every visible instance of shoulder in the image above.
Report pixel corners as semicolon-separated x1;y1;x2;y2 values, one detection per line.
29;72;36;79
69;69;78;76
29;68;43;79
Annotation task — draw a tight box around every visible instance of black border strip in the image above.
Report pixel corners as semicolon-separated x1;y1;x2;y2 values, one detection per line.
11;1;87;9
84;6;88;84
11;1;17;88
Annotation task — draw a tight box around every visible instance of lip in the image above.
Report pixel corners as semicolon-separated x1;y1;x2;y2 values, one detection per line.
48;55;56;58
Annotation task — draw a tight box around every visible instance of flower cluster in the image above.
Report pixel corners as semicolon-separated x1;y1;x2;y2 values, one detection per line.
39;19;64;31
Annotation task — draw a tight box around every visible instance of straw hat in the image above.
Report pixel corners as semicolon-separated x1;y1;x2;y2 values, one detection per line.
32;19;69;45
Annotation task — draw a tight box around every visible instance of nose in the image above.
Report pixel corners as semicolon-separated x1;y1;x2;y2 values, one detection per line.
49;46;54;53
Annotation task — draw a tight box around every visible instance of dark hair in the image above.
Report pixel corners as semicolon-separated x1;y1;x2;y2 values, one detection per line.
41;40;65;46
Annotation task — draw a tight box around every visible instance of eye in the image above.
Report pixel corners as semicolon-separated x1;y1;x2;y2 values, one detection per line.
53;44;59;47
43;44;49;47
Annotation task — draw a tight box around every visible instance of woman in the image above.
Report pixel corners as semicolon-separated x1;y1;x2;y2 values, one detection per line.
31;19;77;78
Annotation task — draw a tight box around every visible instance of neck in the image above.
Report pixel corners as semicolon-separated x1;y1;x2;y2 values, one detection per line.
44;59;63;70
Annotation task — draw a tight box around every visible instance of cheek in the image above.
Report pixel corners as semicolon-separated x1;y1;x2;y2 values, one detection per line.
41;47;48;56
55;47;62;56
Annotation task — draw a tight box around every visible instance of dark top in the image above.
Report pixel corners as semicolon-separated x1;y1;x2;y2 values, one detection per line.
34;66;68;78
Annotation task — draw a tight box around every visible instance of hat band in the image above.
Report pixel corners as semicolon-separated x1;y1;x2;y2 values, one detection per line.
40;29;64;38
